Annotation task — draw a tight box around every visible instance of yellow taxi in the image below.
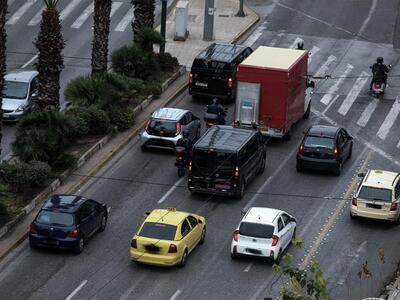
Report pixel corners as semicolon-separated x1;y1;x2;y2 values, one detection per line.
130;208;206;267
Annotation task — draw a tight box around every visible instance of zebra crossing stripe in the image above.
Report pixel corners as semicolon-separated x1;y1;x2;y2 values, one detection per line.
110;2;123;18
314;55;336;77
6;0;37;25
338;71;369;116
60;0;82;21
28;7;44;26
307;46;320;65
397;140;400;148
320;64;354;105
114;7;133;32
357;98;379;127
71;2;94;29
376;97;400;140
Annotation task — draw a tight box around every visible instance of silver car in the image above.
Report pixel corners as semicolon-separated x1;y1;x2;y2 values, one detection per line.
140;107;201;151
2;70;38;121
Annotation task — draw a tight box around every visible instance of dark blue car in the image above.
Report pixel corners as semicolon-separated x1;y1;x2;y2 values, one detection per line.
29;194;108;254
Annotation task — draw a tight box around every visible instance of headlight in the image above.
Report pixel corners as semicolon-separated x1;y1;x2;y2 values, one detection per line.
15;105;25;112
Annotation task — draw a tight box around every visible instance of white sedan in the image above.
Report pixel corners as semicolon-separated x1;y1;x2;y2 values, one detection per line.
230;207;296;263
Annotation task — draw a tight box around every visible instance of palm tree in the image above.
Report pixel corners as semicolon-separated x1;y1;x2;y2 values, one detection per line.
0;0;7;156
34;0;65;112
91;0;112;75
131;0;155;44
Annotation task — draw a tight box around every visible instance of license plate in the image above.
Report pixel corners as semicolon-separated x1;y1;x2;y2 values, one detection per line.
44;239;59;245
367;203;382;209
215;184;230;189
246;248;261;255
195;82;208;88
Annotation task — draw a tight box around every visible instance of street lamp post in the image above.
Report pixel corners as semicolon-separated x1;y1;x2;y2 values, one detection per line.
160;0;167;53
236;0;245;17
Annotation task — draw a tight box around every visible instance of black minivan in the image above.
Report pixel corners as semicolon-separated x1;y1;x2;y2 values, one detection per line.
189;43;252;101
188;126;266;199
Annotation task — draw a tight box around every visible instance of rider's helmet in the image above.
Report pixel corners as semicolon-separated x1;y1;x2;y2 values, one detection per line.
212;97;219;104
297;41;304;50
182;130;190;138
377;57;384;64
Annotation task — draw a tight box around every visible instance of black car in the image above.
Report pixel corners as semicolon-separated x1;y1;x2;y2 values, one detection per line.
29;194;108;254
296;125;353;176
188;126;266;199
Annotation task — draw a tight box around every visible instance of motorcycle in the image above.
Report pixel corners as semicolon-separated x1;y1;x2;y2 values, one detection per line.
204;107;228;128
174;146;187;177
370;64;392;98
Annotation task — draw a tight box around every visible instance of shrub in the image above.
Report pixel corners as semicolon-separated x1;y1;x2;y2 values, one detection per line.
67;106;111;135
135;28;164;52
156;52;179;72
52;153;76;170
108;106;135;131
0;200;7;221
142;82;162;98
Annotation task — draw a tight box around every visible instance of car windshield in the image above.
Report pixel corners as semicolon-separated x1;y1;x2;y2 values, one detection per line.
192;59;230;74
304;136;335;150
36;210;74;226
147;120;177;136
192;149;235;178
139;222;177;240
3;81;28;100
358;186;392;202
239;222;274;239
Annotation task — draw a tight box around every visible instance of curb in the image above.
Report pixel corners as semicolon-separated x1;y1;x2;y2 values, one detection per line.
231;5;261;44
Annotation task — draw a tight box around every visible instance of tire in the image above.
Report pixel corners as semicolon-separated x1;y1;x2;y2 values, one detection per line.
141;145;147;152
236;181;245;200
231;252;237;260
258;156;266;174
74;236;84;254
350;212;356;220
348;143;353;159
178;249;188;268
98;213;107;232
303;102;311;119
334;162;342;176
274;248;282;264
296;162;303;172
177;166;185;177
199;226;206;244
283;130;291;141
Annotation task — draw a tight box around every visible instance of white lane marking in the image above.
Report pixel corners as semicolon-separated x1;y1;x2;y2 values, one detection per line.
307;46;320;65
6;0;37;25
243;146;299;212
28;7;44;26
71;2;94;29
320;64;354;105
65;280;88;300
60;0;82;21
289;37;303;49
314;55;336;77
376;97;400;140
158;177;185;204
397;140;400;148
243;21;267;47
243;262;253;272
357;98;379;127
110;2;123;18
169;289;182;300
21;54;38;69
114;7;133;32
119;274;147;300
322;94;339;115
337;71;369;116
358;0;377;38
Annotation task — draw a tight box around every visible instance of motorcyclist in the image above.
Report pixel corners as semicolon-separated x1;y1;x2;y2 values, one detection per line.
370;57;390;90
176;130;191;163
206;98;226;125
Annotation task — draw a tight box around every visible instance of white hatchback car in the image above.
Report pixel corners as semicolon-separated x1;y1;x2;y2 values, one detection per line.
230;207;296;263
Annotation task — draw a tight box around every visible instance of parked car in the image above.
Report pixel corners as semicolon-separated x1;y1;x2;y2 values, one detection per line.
351;169;400;224
230;207;296;263
130;207;206;267
2;70;38;121
140;107;201;151
296;125;353;175
189;43;252;101
29;194;108;254
188;126;266;199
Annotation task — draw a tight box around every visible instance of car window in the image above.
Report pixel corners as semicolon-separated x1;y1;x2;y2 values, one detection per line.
244;48;252;57
36;210;74;226
358;186;392;202
29;77;38;96
338;132;346;148
304;136;335;150
281;214;290;226
139;222;177;240
185;112;193;123
240;137;258;165
181;219;191;236
395;181;400;199
278;218;284;231
239;222;274;238
3;81;29;99
147;120;177;136
187;216;198;228
78;202;96;220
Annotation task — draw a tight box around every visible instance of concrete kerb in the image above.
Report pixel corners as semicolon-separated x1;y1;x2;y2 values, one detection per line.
230;7;260;44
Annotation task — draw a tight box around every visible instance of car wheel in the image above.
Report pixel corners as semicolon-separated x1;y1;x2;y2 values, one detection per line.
199;226;206;244
258;156;266;174
231;252;237;260
274;248;282;264
178;249;188;267
348;143;353;159
283;130;291;141
296;162;303;172
74;236;85;254
141;145;147;152
236;181;246;200
303;102;311;119
350;212;356;220
334;162;342;176
98;213;107;232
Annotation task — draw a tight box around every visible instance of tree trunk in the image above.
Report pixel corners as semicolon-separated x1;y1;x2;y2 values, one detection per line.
0;0;7;156
131;0;155;44
91;0;112;75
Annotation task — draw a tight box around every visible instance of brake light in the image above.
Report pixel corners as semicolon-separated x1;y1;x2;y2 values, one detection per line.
189;73;193;85
390;202;398;211
176;122;182;135
131;238;137;248
333;147;339;159
233;230;239;242
68;228;80;238
168;244;178;253
144;119;150;131
188;161;192;173
227;78;233;89
30;223;37;234
298;144;304;155
234;166;239;178
272;235;279;246
352;197;357;206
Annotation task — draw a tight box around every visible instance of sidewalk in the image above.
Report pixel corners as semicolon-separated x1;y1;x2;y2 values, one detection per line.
0;0;259;260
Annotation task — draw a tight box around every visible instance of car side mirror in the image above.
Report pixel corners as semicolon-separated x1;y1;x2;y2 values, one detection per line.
31;92;38;98
144;211;151;216
198;219;203;224
358;172;365;178
306;81;315;88
290;217;296;223
348;136;353;140
389;64;393;69
369;66;372;69
241;210;246;216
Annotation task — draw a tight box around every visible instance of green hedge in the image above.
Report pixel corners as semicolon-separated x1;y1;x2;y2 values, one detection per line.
108;107;135;131
66;106;111;135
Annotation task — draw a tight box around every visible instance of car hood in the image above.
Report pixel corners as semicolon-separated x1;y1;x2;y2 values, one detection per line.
2;98;26;110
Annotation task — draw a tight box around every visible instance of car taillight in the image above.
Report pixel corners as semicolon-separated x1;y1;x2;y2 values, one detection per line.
144;119;150;132
298;144;304;155
176;122;182;136
68;228;80;238
352;197;357;206
390;202;398;211
233;230;239;242
234;166;239;178
272;235;279;246
227;78;233;88
232;245;237;253
168;244;178;253
131;239;137;248
333;147;339;159
30;223;37;234
188;161;192;173
189;73;193;85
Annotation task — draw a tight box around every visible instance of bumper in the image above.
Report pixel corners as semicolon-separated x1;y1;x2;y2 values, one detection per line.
2;111;25;122
188;179;238;197
130;249;181;267
29;234;79;250
231;242;275;260
189;87;232;100
351;206;399;222
297;156;338;171
140;131;180;149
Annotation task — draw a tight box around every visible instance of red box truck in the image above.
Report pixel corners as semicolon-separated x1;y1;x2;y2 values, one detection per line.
234;46;314;138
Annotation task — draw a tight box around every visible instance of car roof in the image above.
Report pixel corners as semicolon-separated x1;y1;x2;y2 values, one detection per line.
362;170;400;189
5;70;38;83
42;194;87;213
307;125;339;138
146;208;189;226
151;107;188;121
195;43;248;63
243;207;282;225
194;125;256;152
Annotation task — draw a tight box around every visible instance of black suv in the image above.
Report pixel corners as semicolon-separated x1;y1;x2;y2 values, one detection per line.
29;194;108;254
296;125;353;176
188;126;266;199
189;43;252;101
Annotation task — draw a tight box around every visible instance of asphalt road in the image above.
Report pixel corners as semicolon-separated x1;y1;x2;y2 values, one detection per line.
1;0;400;299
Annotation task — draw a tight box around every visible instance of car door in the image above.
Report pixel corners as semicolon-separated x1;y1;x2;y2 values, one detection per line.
277;215;291;250
184;113;196;141
342;129;352;158
87;200;103;231
187;215;201;245
27;77;38;110
77;202;94;238
336;131;347;163
180;218;194;251
281;213;294;248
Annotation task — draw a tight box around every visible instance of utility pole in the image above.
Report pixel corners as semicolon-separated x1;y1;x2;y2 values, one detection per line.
203;0;214;41
236;0;245;17
160;0;167;53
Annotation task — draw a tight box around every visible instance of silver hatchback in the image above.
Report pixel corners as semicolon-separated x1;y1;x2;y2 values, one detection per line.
140;107;201;151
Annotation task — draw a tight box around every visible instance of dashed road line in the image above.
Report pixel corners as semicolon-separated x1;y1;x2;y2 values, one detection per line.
158;177;185;204
65;280;88;300
21;54;38;69
110;2;123;18
243;261;253;272
169;289;182;300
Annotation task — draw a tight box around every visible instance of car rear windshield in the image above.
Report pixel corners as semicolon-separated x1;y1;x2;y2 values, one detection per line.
147;119;177;137
192;59;231;74
192;149;236;177
358;186;392;202
4;81;28;99
36;210;74;226
139;222;177;240
304;136;335;150
239;222;274;239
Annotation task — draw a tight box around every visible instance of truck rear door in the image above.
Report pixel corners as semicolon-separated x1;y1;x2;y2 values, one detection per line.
235;82;260;126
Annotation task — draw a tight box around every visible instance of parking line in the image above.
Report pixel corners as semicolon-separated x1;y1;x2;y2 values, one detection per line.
158;177;185;204
337;71;369;116
65;280;88;300
21;54;38;69
169;289;181;300
376;96;400;140
357;98;379;127
320;64;354;105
